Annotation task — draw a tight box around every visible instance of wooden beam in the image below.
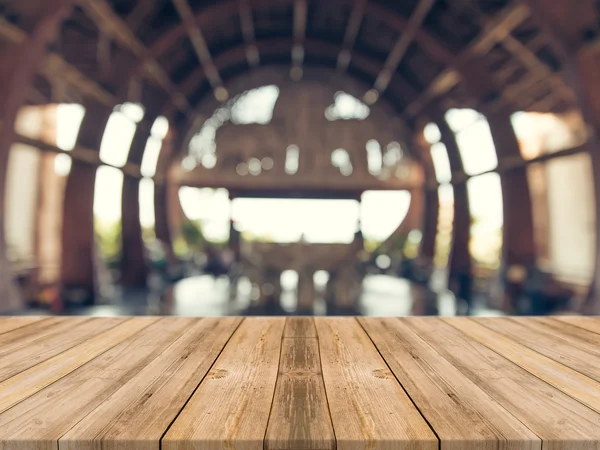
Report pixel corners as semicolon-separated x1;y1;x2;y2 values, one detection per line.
501;34;576;101
404;3;531;118
175;37;420;106
171;0;226;101
75;0;196;116
240;0;259;67
14;133;143;179
291;0;308;77
337;0;367;72
372;0;435;95
0;16;115;107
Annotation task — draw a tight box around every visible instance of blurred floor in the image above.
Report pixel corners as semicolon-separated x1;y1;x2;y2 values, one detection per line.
11;274;503;317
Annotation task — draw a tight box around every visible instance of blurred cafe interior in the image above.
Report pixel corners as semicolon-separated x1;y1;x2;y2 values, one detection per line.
1;0;599;317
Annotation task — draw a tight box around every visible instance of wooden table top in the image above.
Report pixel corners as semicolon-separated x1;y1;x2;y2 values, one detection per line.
0;316;600;449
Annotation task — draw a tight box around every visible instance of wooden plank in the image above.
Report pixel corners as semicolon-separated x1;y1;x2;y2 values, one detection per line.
553;316;600;335
0;317;194;450
358;317;540;450
0;317;125;382
0;316;47;335
60;317;242;450
525;317;600;352
315;317;437;450
0;317;89;353
266;318;334;450
0;317;156;414
445;317;600;414
407;318;600;449
462;317;600;384
162;317;285;450
284;317;317;338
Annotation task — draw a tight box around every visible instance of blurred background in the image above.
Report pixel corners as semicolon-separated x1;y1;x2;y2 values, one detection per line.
0;0;598;317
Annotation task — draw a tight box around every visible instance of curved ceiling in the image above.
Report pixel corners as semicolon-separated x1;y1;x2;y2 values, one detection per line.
4;0;578;141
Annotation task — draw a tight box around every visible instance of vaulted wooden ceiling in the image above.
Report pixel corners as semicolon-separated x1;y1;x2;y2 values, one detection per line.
1;0;588;137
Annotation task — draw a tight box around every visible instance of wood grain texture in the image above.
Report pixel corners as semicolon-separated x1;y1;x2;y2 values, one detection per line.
0;316;125;382
315;317;438;450
284;316;317;338
359;317;540;450
0;317;88;353
445;317;600;414
0;316;47;335
553;316;600;335
60;317;242;450
0;317;155;414
266;318;335;450
410;317;600;449
162;317;286;450
0;317;600;449
0;317;193;450
469;317;600;383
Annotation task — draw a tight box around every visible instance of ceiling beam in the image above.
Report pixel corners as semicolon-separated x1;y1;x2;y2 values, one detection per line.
171;0;228;102
403;2;531;118
501;34;576;102
337;0;367;72
239;0;259;67
171;37;420;113
291;0;308;79
0;16;115;107
371;0;435;99
75;0;195;116
14;133;143;178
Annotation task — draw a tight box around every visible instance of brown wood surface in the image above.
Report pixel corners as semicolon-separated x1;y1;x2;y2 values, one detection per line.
0;316;599;449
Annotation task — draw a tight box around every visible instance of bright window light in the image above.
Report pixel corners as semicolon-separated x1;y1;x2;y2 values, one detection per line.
423;122;441;144
366;139;382;175
140;137;162;177
430;142;452;184
231;85;280;125
325;91;370;121
139;178;155;228
231;198;359;244
119;102;145;123
361;191;411;242
54;153;72;176
285;145;299;174
99;111;137;167
94;165;124;224
151;116;169;139
446;109;498;176
56;104;85;151
445;108;480;133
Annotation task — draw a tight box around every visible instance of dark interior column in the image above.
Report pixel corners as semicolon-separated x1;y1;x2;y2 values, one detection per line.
487;111;536;269
420;188;439;262
436;118;472;292
60;104;112;301
120;119;153;287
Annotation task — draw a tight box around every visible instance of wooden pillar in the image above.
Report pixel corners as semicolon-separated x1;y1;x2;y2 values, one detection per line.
421;188;439;261
525;0;600;312
487;111;536;268
60;104;111;298
0;1;72;311
436;118;471;285
297;268;315;313
413;128;440;263
154;127;178;264
120;119;153;286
